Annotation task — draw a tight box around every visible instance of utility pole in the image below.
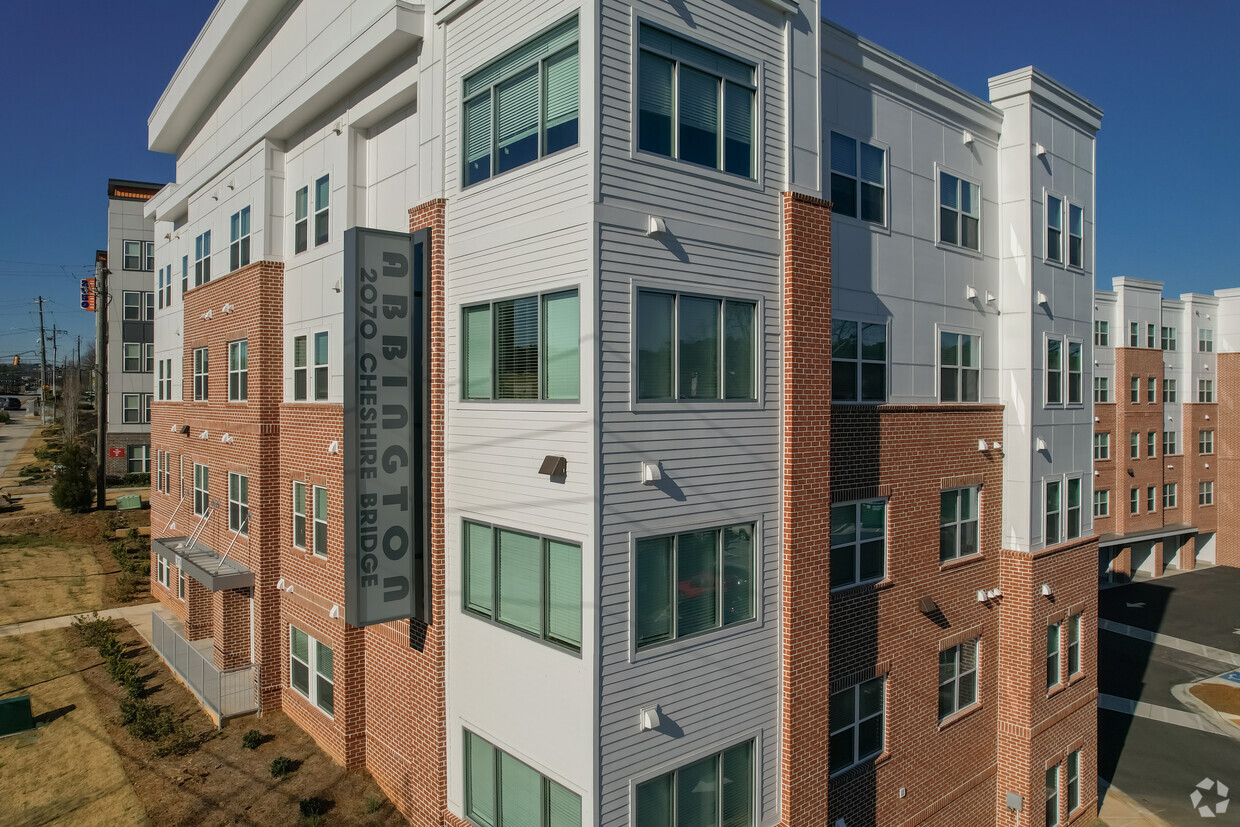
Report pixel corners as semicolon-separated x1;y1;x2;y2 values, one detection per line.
36;297;48;424
50;326;58;425
95;267;110;510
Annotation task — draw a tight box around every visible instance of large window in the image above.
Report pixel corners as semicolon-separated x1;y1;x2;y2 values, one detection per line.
1161;326;1177;351
229;206;251;271
1129;487;1138;515
1199;481;1214;506
289;626;333;717
636;290;755;402
1093;377;1108;403
464;730;582;827
1163;483;1177;510
637;23;755;179
1068;204;1083;268
832;319;886;403
1146;431;1156;458
939;487;978;563
1163;378;1177;403
1046;621;1061;689
1093;490;1108;518
1129;432;1138;459
1067;613;1082;678
1045;764;1060;827
228;473;249;534
1199;380;1214;403
1129;376;1139;404
830;132;885;224
635;740;753;827
464;17;580;187
464;290;580;401
123;342;142;373
1147;376;1156;405
1093;433;1109;461
1067;341;1082;404
939;171;980;251
293;333;329;400
313;175;329;247
1065;749;1081;816
829;676;884;775
294;185;309;254
122;393;141;424
193;347;208;400
831;500;885;589
938;638;979;720
634;523;754;649
293;482;308;551
940;332;979;402
292;482;327;557
194;231;211;286
465;521;582;651
1046;195;1063;263
1046;339;1062;405
123;240;143;271
313;486;327;558
1163;431;1178;456
228;340;248;401
1044;479;1061;546
193;463;209;516
123;291;142;321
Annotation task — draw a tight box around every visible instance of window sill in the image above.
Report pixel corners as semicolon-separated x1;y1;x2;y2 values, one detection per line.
631;148;764;193
831;577;893;595
629;616;759;663
937;701;982;731
830;750;890;781
1067;671;1086;688
933;239;984;260
632;398;762;413
939;553;985;573
832;211;891;237
1046;682;1067;700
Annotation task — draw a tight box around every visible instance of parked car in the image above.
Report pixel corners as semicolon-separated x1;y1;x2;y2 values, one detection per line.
0;396;23;411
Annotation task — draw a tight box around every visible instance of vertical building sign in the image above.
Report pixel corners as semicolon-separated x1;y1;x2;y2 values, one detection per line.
343;227;430;626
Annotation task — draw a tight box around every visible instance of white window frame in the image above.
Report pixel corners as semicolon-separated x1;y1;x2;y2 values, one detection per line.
1162;431;1177;456
1093;377;1109;403
829;130;888;226
313;175;330;247
193;348;208;400
292;481;308;550
122;240;143;271
1045;335;1064;407
1147;323;1156;349
831;317;889;404
1199;481;1214;506
1093;433;1109;461
1199;328;1214;353
126;444;150;474
936;165;982;253
1066;749;1081;816
1129;487;1139;515
294;184;309;254
938;329;981;403
1147;376;1156;405
1044;478;1062;547
1093;490;1109;518
144;343;155;374
1046;764;1060;827
1163;378;1177;403
313;331;329;400
144;241;155;272
293;335;308;401
178;568;186;601
938;637;980;721
1093;320;1109;347
122;393;141;424
289;626;334;718
463;288;585;402
939;486;980;563
313;485;328;558
1046;620;1062;689
1199;429;1214;455
1146;431;1156;458
194;230;211;286
1161;326;1177;351
830;499;887;590
228;472;249;535
1198;379;1214;403
228;340;248;402
1146;485;1156;513
122;342;142;373
1067;203;1084;269
229;206;251;272
1163;483;1177;510
1045;193;1064;264
1129;431;1139;460
157;554;169;587
193;463;209;516
1129;322;1140;348
829;675;885;775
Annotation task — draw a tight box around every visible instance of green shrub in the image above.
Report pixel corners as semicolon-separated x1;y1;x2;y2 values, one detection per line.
364;795;385;814
126;703;177;742
71;613;116;649
105;651;138;686
270;756;296;779
241;729;264;750
299;797;331;818
0;410;9;424
50;441;95;513
153;724;196;757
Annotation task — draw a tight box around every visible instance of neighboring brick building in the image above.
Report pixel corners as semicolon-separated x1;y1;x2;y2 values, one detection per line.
1093;278;1240;578
97;179;161;477
142;2;1120;826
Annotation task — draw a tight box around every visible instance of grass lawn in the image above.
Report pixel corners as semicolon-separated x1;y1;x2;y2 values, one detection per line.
0;534;104;626
0;630;148;826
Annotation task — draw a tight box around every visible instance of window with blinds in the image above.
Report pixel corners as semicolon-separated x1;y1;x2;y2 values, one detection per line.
464;730;582;827
290;626;334;717
637;23;756;178
635;740;754;827
463;290;579;401
463;521;582;652
462;17;579;187
636;290;756;402
635;523;755;649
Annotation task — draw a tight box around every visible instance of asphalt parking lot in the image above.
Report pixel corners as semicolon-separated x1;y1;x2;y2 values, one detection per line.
1099;566;1240;823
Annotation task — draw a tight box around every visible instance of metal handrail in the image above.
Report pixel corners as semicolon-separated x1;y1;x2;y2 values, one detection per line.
161;495;185;536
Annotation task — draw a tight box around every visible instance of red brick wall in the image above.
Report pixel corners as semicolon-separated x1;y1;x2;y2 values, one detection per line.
1110;348;1165;535
362;199;447;825
778;191;833;827
827;404;1004;827
997;537;1099;825
1216;353;1240;566
1092;402;1116;536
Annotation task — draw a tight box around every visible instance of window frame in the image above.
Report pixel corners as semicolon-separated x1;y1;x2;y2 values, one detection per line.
228;339;248;402
292;481;308;551
1129;375;1139;404
1093;377;1109;403
122;393;141;424
288;625;334;718
1093;490;1109;518
936;165;982;254
122;342;142;373
1146;485;1156;513
1146;431;1156;458
193;347;208;401
1199;429;1214;455
938;637;980;721
157;554;169;587
1146;376;1156;405
1163;483;1177;510
632;737;755;827
1044;478;1062;547
122;240;143;271
1067;203;1084;269
313;175;330;247
193;463;209;516
126;444;150;474
122;290;142;321
194;230;211;286
294;185;309;254
828;129;888;226
1129;487;1139;515
1147;323;1156;349
634;20;759;182
1045;336;1064;407
1046;621;1061;689
939;486;980;563
831;499;887;590
1129;431;1139;460
1199;481;1214;506
631;520;756;653
829;675;885;776
1199;328;1214;353
313;331;329;400
463;288;583;403
1129;322;1140;348
1045;193;1064;264
1162;431;1177;456
1092;433;1109;461
1198;379;1214;403
228;472;249;535
464;729;582;827
938;329;981;403
313;485;328;558
1163;378;1177;403
1093;320;1109;347
1046;764;1060;827
293;335;308;401
229;205;251;272
831;316;889;404
1161;326;1177;351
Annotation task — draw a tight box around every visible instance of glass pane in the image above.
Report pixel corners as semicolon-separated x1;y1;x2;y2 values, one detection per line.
464;93;492;186
678;66;720;169
465;18;578;95
940;172;958;209
831;503;856;546
859;143;884;185
832;319;858;359
941;367;958;402
830;173;857;218
315;175;330;210
832;359;857;402
860;182;885;223
464;305;493;399
316;641;333;681
499;752;541;827
829;729;853;773
830;687;854;734
314;331;329;366
961;215;979;250
496;297;539;399
497;529;541;635
679;296;720;399
961;181;978;216
291;627;308;662
295;187;308;221
721;524;754;626
1047;196;1062;229
496;66;540;173
543;291;580;400
547;780;582;827
859;677;883;718
638;51;674;157
941;490;958;524
291;658;309;695
941;332;959;368
638;292;674;399
723;83;753;177
721;742;753;827
635;775;673;827
861;323;886;361
723;301;755;399
466;733;497;827
860;363;885;402
546;540;582;648
830;543;855;588
940;206;958;245
636;537;673;646
544;46;580;156
676;755;719;827
294;336;307;368
962;368;980;402
465;522;493;615
677;530;719;636
830;132;856;175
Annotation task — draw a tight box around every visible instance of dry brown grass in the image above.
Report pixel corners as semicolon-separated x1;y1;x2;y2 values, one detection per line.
0;534;104;625
0;630;148;826
1191;681;1240;717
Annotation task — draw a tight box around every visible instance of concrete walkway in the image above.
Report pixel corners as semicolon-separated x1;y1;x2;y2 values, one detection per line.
1100;618;1240;668
0;414;40;483
1099;780;1173;826
1099;693;1225;735
0;601;158;638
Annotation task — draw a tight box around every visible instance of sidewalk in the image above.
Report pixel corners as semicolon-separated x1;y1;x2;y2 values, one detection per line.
1099;780;1172;826
0;602;158;639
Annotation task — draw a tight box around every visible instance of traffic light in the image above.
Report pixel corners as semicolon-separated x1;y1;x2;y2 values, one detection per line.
11;356;17;366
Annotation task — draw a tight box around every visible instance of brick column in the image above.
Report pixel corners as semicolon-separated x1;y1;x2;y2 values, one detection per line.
778;192;833;826
1217;353;1240;568
1112;545;1131;581
213;588;252;670
185;578;213;641
1181;535;1197;571
1153;540;1166;577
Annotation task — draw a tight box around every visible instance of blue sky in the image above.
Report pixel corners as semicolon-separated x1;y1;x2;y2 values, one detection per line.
0;1;1236;362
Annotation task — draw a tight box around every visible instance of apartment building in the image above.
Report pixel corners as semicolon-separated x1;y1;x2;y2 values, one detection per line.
144;2;1104;825
1092;278;1240;580
99;179;161;477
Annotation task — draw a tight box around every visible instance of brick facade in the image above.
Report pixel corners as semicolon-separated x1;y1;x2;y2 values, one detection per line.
1217;353;1240;567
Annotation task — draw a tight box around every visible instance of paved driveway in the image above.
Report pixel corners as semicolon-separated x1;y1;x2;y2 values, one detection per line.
1099;567;1240;824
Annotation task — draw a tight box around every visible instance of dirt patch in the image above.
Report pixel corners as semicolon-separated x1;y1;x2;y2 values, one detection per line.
69;623;406;827
0;630;149;826
1191;681;1240;717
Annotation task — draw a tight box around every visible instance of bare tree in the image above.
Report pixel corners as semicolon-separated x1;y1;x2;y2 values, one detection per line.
59;363;82;441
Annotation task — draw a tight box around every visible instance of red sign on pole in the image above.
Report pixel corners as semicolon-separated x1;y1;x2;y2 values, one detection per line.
108;447;125;458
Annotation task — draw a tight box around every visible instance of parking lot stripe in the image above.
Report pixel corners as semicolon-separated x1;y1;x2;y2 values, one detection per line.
1099;619;1240;668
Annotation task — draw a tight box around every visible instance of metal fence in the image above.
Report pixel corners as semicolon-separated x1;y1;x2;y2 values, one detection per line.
151;611;259;722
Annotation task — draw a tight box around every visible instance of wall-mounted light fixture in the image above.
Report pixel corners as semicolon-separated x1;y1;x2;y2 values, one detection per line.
966;285;978;301
328;441;340;455
918;596;939;615
220;433;233;444
977;439;988;451
1035;143;1047;157
962;130;974;146
330;604;341;619
180;425;190;435
1037;291;1049;306
1041;584;1053;597
199;430;210;440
